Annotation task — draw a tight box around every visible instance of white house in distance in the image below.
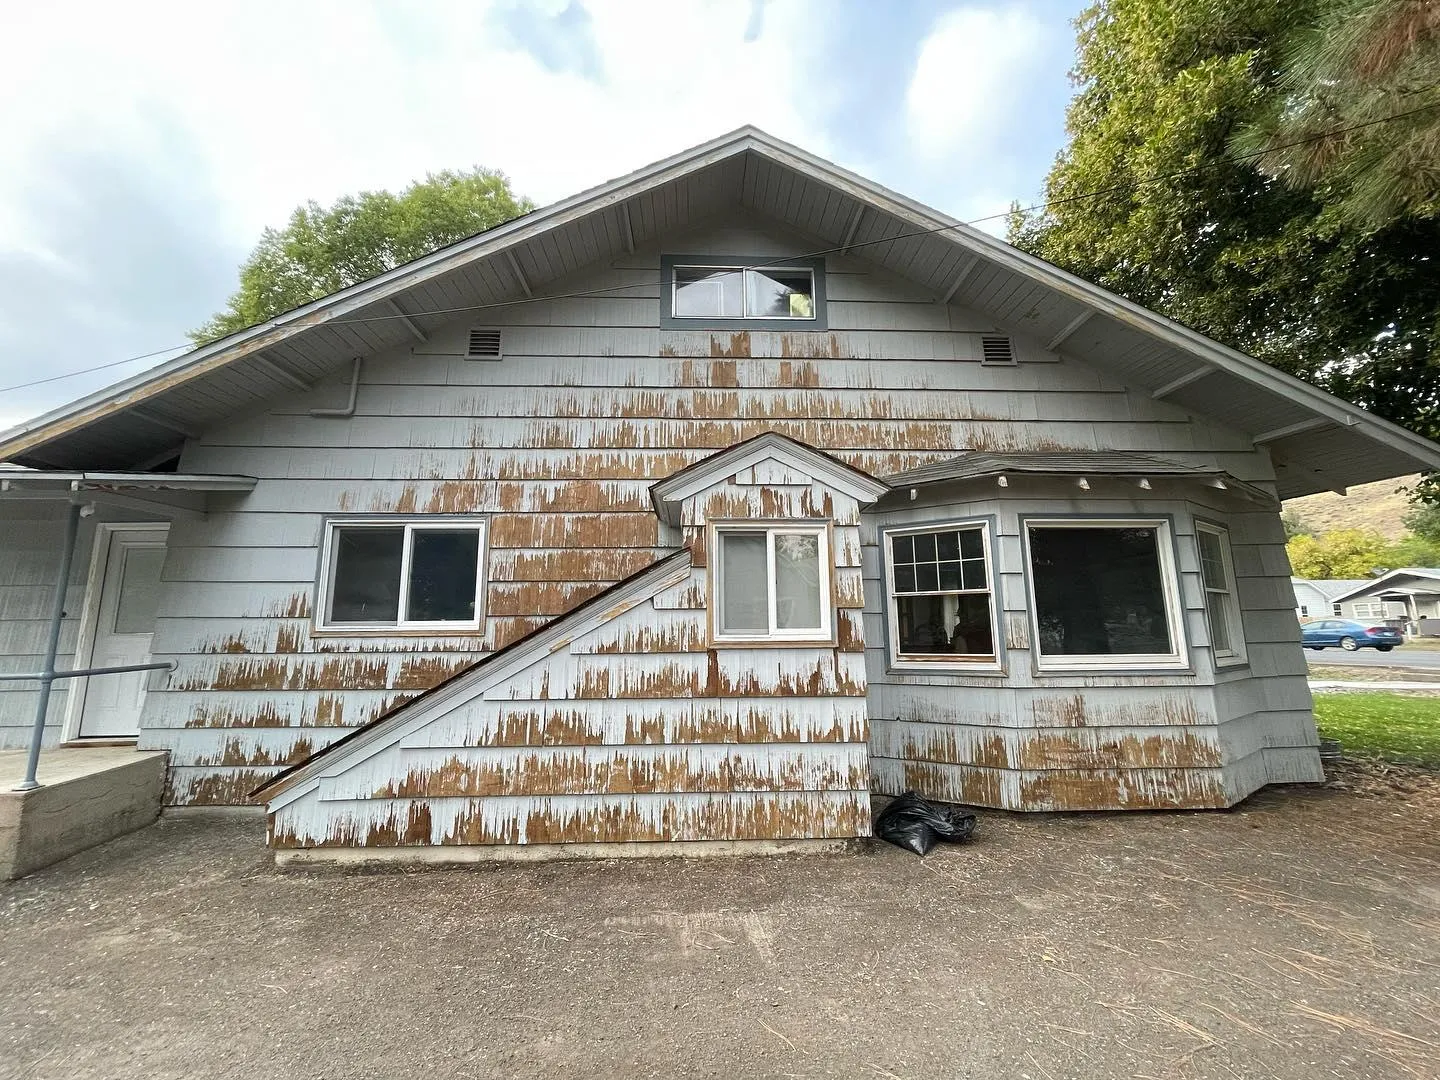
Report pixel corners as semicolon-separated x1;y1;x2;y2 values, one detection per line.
1326;569;1440;637
1292;579;1389;621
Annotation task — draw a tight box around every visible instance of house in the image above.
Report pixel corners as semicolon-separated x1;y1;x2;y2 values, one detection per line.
5;128;1440;862
1291;578;1379;621
1327;569;1440;636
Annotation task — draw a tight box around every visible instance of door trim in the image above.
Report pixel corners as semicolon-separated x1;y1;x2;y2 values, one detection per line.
60;521;170;742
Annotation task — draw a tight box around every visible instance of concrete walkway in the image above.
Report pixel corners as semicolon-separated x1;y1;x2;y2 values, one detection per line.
1310;680;1440;691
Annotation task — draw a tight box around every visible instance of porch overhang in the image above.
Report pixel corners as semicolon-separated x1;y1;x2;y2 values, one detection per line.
0;470;257;520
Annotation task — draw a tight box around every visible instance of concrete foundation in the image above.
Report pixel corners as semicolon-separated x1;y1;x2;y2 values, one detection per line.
273;836;858;868
0;747;168;880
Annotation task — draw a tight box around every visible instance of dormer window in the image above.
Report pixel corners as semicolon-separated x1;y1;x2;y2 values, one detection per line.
660;256;827;330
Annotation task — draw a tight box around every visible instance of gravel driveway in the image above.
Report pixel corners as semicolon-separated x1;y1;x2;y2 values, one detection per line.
3;763;1438;1080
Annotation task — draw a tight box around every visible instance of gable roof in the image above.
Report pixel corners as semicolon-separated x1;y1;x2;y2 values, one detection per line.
649;431;890;525
5;127;1440;497
1330;568;1440;602
253;549;693;805
1291;578;1373;601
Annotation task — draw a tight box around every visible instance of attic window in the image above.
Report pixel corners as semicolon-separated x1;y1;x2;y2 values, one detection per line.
466;328;503;360
659;256;828;331
980;336;1016;365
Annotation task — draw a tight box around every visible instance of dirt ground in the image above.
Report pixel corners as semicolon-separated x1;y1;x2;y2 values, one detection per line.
3;765;1439;1080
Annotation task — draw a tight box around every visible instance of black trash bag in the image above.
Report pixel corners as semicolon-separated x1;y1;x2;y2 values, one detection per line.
874;791;977;856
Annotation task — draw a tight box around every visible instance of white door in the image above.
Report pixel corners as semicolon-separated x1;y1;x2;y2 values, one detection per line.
77;528;168;738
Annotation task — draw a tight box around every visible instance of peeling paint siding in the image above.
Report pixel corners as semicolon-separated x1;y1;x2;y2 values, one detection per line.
860;492;1318;810
264;453;873;845
138;215;1288;806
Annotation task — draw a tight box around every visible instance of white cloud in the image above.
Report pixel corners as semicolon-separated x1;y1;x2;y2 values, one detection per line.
0;0;833;253
905;6;1049;160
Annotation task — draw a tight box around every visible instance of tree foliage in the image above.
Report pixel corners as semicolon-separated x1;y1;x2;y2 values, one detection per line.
1287;528;1391;577
194;169;534;343
1011;0;1440;451
1235;0;1440;229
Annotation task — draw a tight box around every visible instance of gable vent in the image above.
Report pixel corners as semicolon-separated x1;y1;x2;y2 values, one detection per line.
980;336;1017;366
465;328;503;360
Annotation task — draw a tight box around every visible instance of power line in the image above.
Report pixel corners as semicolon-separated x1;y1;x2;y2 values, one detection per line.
5;94;1437;396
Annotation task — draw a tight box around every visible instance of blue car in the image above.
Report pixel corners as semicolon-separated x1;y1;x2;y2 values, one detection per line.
1301;619;1405;652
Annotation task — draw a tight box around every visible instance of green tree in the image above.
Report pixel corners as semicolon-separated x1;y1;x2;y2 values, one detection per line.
1402;500;1440;542
1287;528;1391;577
1011;0;1440;448
194;169;534;343
1235;0;1440;229
1380;533;1440;567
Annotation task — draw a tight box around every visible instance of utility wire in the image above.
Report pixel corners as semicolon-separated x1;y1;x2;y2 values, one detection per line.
5;94;1437;396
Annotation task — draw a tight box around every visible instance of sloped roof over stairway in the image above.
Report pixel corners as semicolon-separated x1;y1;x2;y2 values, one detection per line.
253;550;694;806
4;127;1439;497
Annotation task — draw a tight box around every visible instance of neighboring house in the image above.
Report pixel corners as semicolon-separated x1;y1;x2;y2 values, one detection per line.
1291;579;1382;621
1328;569;1440;636
5;129;1440;861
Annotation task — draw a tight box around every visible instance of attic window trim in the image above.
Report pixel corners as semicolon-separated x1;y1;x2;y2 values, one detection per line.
465;327;504;360
659;254;828;332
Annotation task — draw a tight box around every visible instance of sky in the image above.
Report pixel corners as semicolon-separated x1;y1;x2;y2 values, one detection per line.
0;0;1084;433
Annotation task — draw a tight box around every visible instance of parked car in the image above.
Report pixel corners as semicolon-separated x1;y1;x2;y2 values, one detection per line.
1300;619;1405;652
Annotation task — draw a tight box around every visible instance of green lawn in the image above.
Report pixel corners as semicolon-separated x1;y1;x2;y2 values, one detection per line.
1314;693;1440;767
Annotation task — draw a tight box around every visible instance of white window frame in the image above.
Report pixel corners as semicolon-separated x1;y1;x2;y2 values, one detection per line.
1195;522;1247;667
1022;517;1189;671
1332;603;1343;616
883;520;1001;672
1299;604;1310;617
316;516;487;633
1351;601;1385;620
709;521;832;644
671;265;818;321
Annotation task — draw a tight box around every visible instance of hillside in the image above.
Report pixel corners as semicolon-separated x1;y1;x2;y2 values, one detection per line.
1284;475;1419;541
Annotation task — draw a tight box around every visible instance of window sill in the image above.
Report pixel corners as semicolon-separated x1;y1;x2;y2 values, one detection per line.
310;625;485;637
889;658;1004;676
1033;660;1193;675
710;635;837;650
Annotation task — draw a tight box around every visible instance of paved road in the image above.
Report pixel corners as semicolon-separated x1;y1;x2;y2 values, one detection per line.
1306;644;1440;671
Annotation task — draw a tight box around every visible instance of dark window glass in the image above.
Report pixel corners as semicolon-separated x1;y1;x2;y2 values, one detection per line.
406;529;481;622
890;526;994;659
1028;526;1173;657
895;594;994;656
329;528;403;623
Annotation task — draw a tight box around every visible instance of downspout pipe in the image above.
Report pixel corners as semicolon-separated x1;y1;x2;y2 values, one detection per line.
308;356;362;418
14;500;85;792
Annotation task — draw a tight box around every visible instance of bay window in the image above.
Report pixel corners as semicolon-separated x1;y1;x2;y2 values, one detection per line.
885;523;997;667
1025;519;1186;669
318;518;486;631
713;524;831;642
1196;522;1246;665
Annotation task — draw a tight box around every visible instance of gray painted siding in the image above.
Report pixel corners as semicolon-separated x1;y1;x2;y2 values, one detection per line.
114;211;1307;805
861;485;1320;809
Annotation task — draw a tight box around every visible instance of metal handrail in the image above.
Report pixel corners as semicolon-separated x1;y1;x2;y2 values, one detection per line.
9;501;177;793
0;661;177;683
